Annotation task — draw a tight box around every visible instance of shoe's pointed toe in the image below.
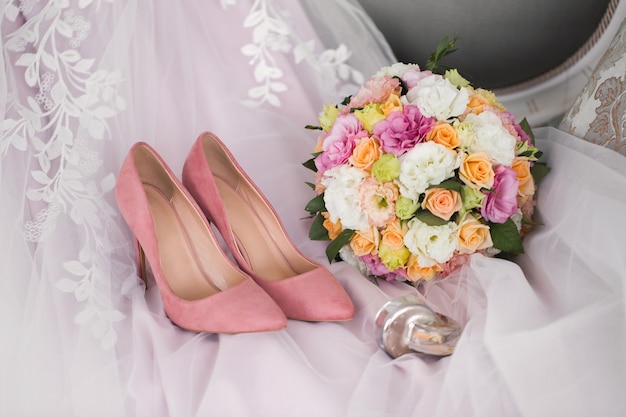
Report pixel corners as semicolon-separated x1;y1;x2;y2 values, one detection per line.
256;267;355;322
165;279;287;334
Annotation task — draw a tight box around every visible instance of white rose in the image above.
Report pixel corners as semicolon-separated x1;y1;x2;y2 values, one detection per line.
321;165;369;231
397;141;458;201
404;218;458;267
374;62;420;78
464;111;516;166
404;74;470;120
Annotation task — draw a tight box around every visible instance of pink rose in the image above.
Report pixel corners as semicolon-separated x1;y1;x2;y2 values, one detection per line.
514;122;531;144
360;254;396;280
422;188;462;221
373;105;435;156
438;253;471;278
501;111;531;144
348;75;400;109
481;164;520;223
402;69;433;88
315;114;367;172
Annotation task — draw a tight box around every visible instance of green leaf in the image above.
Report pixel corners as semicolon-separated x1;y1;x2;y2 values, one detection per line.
302;157;318;172
305;181;316;190
368;275;381;286
518;118;535;145
305;124;323;130
325;229;354;263
414;209;450;226
304;193;325;213
428;178;463;193
341;95;352;106
308;213;330;241
488;218;524;254
303;152;322;172
393;75;409;96
425;34;460;73
531;162;550;184
521;216;543;227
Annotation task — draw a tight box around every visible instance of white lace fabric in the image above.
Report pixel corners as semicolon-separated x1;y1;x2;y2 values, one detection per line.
0;0;375;349
1;1;625;416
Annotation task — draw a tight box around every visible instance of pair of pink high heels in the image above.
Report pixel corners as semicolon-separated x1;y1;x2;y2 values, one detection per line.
115;132;354;333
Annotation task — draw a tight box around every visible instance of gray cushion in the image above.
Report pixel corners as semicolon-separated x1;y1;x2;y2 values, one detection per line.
559;17;626;155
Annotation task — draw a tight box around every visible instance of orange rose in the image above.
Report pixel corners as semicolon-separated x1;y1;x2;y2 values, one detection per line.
349;226;380;256
314;171;326;194
466;88;504;115
422;188;462;221
466;93;490;115
457;214;493;254
406;254;443;282
518;194;536;237
314;136;324;153
511;157;535;196
322;211;343;240
426;122;459;150
349;136;382;172
381;220;407;250
459;152;495;189
380;93;403;115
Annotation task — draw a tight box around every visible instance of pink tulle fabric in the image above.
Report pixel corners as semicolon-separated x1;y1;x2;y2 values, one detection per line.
1;1;625;416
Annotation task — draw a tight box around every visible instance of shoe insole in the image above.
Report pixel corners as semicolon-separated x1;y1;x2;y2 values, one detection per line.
215;177;313;281
144;184;244;299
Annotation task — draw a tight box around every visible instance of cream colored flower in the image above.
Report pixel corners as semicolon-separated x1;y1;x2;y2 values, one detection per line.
397;142;457;200
405;74;470;121
321;165;368;230
404;218;457;267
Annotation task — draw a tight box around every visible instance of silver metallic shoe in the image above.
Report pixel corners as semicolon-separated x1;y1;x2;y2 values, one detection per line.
375;295;462;358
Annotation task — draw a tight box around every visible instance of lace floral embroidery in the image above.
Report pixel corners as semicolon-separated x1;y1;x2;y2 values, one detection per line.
1;0;368;349
239;0;364;107
2;0;126;349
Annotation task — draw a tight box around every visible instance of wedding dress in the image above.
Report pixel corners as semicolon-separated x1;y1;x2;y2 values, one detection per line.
1;1;624;416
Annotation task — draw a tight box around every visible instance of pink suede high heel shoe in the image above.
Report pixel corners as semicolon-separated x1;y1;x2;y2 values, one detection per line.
115;142;287;333
182;132;354;322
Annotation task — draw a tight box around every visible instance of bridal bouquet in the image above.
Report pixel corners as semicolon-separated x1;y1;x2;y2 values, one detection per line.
304;61;548;283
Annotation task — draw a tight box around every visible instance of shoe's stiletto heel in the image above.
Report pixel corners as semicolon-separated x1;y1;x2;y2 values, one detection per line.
183;132;354;322
134;238;147;286
116;142;287;333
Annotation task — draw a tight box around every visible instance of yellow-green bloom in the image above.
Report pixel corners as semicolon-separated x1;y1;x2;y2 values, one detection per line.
371;153;400;183
516;140;540;161
379;242;410;271
395;197;419;220
319;103;339;132
444;69;470;88
459;185;486;218
475;88;505;110
354;103;386;133
453;119;476;149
